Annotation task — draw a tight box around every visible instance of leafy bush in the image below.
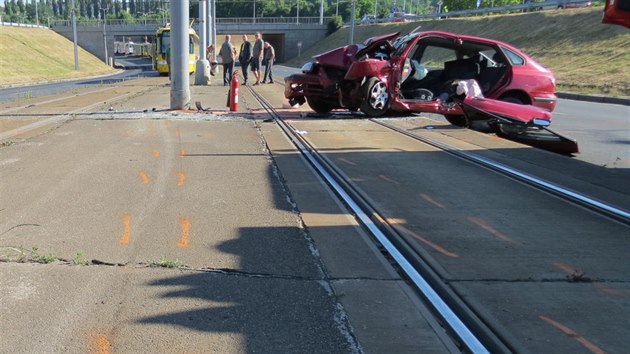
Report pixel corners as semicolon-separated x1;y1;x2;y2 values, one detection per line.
327;15;343;36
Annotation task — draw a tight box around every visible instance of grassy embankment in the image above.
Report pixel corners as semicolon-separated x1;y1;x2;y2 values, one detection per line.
287;7;630;97
0;26;115;86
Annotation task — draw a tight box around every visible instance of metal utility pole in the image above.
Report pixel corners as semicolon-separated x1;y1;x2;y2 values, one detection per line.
253;0;256;24
100;7;109;65
170;0;191;109
211;0;216;48
320;0;324;24
210;0;212;49
35;0;39;26
71;0;79;70
349;0;356;44
194;0;210;85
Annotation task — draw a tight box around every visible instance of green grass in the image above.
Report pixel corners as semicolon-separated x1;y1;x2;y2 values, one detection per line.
288;7;630;97
30;247;57;264
72;251;90;266
0;27;115;86
148;257;185;269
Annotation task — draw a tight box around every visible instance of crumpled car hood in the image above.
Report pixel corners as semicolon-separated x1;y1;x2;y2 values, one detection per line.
313;32;400;68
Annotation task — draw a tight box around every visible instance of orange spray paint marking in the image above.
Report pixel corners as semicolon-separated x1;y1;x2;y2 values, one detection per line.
138;171;149;185
553;262;579;275
598;287;629;297
152;149;161;158
92;335;111;354
119;214;131;244
177;217;190;247
391;223;459;258
338;158;357;166
419;193;446;209
177;171;186;186
175;128;181;137
467;217;520;245
539;316;606;354
379;175;401;185
179;149;186;157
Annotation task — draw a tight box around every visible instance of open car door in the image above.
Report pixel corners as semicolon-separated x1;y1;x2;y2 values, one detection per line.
460;96;579;154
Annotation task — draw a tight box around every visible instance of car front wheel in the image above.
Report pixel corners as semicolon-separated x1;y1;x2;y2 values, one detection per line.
306;96;334;115
361;77;390;117
444;115;467;127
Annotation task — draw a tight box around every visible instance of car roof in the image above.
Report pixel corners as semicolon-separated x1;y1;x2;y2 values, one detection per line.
410;31;526;55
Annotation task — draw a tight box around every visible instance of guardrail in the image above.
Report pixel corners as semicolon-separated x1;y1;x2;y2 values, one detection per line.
0;21;47;28
358;0;596;24
49;16;330;28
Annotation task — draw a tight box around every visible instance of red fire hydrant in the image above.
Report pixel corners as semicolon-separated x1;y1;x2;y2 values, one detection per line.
227;70;239;112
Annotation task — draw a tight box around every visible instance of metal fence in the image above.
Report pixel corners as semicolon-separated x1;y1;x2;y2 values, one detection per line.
49;16;330;28
372;0;597;23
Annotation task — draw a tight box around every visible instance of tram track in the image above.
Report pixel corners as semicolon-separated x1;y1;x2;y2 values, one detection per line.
370;119;630;227
248;85;508;353
248;83;630;353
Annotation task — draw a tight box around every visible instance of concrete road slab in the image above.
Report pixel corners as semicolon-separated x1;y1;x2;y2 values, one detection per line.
0;263;357;353
1;96;456;353
453;281;630;354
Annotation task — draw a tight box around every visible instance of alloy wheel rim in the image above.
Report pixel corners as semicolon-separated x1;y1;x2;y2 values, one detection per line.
369;82;388;110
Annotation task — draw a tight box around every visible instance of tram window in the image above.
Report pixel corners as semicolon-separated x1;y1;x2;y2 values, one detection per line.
161;32;170;54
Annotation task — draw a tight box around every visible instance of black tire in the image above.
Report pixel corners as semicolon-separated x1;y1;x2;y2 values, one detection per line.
500;95;527;105
306;96;334;115
444;115;467;127
360;77;390;117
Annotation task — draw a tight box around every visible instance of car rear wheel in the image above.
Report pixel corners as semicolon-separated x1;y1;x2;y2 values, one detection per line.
500;95;526;105
444;115;467;127
306;96;334;115
361;77;390;117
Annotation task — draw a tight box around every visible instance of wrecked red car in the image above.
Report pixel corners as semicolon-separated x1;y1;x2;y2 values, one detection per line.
603;0;630;29
285;30;578;153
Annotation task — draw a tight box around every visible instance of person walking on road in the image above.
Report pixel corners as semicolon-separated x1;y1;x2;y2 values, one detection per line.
238;35;252;85
219;35;236;86
251;32;264;86
262;41;275;84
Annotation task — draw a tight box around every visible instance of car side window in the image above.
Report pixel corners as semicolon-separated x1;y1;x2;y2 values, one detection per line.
418;45;457;70
501;47;525;66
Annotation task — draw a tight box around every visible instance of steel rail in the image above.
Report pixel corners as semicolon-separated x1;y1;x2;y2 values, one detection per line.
372;119;630;226
247;86;493;354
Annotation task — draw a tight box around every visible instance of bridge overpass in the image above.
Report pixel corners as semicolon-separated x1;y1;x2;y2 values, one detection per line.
51;17;329;64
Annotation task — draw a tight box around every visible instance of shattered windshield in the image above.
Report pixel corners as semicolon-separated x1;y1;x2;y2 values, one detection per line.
392;33;419;56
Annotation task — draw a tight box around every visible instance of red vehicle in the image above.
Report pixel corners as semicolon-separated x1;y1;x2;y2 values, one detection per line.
285;30;578;153
603;0;630;28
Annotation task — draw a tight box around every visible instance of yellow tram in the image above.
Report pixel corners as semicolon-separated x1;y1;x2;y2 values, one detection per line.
154;25;198;75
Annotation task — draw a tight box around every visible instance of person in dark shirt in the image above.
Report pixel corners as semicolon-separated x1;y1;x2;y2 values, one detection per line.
238;35;252;85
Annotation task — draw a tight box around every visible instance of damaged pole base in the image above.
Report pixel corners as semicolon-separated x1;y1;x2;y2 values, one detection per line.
194;59;211;85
